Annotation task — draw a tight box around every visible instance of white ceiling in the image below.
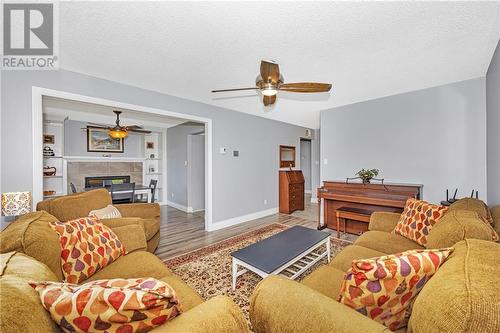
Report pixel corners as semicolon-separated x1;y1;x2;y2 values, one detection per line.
59;1;500;129
43;97;190;130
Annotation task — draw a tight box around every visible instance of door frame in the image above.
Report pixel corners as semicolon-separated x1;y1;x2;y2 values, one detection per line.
32;87;213;230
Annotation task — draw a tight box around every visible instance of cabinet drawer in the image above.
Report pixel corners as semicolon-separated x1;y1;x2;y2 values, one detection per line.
289;184;304;193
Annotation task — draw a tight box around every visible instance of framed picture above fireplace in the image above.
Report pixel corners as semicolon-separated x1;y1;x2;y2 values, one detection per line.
87;126;124;153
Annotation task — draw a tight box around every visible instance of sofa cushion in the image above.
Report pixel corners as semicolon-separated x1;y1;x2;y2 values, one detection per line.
448;198;490;223
160;274;204;311
354;230;424;254
100;217;159;241
140;218;161;240
338;248;452;331
50;217;126;284
37;188;112;221
492;205;500;239
31;277;181;333
426;210;497;248
0;252;60;333
393;198;448;246
0;211;64;280
301;265;346;299
408;239;500;333
85;251;172;282
329;245;386;272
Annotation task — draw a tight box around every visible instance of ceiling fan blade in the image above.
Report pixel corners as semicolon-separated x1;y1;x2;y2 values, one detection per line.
211;87;259;93
87;122;111;127
263;94;276;106
279;82;332;93
129;129;152;134
260;60;280;84
83;125;109;129
124;125;143;130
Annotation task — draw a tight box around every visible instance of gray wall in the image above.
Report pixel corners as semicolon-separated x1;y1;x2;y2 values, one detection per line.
487;40;500;205
320;78;487;204
1;69;310;224
311;129;320;201
167;124;204;208
64;120;144;157
300;140;312;192
188;134;205;211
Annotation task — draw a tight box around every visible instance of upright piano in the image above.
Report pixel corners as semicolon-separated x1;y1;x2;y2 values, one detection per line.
317;181;422;234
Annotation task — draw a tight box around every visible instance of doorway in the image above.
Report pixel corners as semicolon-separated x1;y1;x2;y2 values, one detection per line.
32;87;213;230
300;139;312;193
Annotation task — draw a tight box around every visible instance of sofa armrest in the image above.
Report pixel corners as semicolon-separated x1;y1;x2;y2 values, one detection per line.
111;224;147;253
250;276;389;333
368;212;401;232
116;203;160;219
150;295;249;333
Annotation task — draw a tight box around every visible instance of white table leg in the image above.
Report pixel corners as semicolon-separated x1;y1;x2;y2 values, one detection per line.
147;191;152;203
326;237;331;263
232;258;237;290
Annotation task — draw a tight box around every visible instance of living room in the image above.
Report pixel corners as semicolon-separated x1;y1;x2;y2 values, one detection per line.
1;1;499;333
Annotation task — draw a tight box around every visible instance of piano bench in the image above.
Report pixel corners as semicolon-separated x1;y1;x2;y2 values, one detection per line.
335;207;373;238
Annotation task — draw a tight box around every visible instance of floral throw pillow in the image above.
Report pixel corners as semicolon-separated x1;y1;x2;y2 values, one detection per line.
50;217;126;284
89;205;122;219
393;198;448;246
338;248;453;331
30;278;181;333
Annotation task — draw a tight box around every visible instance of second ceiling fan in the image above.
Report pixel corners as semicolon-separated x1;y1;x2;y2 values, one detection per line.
211;60;332;106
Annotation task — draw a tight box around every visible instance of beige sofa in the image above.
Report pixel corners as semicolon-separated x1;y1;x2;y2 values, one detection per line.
250;198;500;333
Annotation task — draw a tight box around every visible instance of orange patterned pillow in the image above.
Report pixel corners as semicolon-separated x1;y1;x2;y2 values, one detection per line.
393;198;448;246
50;217;126;283
338;248;453;331
30;278;181;333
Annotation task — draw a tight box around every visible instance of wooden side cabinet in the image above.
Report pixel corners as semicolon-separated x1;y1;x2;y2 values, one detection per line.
279;170;305;214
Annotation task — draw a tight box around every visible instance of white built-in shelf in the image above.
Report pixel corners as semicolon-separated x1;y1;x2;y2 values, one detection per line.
43;176;63;179
146;158;161;160
43;156;63;159
146;172;162;175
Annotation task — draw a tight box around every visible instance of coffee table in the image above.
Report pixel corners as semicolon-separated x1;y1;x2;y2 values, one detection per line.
230;225;331;290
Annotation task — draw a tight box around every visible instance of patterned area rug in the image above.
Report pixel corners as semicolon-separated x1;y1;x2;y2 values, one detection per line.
164;223;352;322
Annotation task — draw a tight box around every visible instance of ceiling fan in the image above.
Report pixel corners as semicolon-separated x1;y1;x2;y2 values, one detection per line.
85;111;152;139
211;60;332;106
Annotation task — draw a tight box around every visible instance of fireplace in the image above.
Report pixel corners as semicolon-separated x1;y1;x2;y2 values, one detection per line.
85;175;131;189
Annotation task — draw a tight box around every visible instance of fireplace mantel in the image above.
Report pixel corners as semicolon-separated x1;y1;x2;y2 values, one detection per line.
63;156;146;162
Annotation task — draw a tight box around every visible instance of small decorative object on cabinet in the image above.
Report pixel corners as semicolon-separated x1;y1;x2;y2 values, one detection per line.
43;146;55;156
43;166;57;176
43;134;55;144
355;168;379;184
279;170;305;214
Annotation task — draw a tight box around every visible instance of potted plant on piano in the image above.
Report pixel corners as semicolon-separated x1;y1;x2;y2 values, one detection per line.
356;168;379;184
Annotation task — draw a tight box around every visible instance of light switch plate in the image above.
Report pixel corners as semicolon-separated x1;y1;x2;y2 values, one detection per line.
323;158;328;165
219;147;227;154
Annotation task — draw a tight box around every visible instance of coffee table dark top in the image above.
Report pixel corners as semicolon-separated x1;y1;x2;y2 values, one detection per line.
231;225;330;274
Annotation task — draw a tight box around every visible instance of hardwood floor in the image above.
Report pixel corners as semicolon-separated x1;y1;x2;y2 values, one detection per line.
154;205;317;261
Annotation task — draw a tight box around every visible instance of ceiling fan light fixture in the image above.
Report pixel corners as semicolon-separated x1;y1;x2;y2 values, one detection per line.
108;129;128;139
261;86;277;96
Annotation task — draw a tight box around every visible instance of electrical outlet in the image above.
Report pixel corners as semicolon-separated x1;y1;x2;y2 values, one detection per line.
263;199;267;205
323;158;328;165
171;193;174;198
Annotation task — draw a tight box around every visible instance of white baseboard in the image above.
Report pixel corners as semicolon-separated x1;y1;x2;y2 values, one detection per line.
310;197;318;203
166;200;188;212
187;206;205;213
207;207;278;232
